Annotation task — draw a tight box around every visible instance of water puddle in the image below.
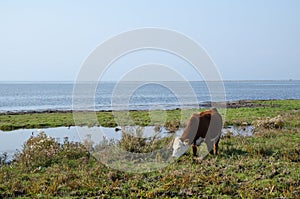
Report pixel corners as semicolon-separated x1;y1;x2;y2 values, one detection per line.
0;125;253;161
223;125;254;137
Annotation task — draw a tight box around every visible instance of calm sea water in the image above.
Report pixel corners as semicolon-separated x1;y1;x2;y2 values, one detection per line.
0;81;299;112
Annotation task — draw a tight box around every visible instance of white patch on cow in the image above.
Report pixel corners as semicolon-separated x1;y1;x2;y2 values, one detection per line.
172;137;190;158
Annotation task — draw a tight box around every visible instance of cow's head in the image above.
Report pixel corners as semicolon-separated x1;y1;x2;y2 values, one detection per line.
172;137;190;158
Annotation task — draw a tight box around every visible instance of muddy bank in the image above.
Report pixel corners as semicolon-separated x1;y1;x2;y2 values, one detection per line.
201;100;273;109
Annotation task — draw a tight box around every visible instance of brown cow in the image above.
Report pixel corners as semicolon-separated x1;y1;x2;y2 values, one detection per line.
172;108;222;158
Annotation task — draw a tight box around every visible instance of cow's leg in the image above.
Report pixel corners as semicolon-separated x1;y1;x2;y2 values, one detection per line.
206;140;214;155
195;137;204;146
207;140;218;155
192;144;197;156
213;138;220;155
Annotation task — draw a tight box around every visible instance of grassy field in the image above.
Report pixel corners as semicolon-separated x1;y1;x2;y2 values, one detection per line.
0;100;299;198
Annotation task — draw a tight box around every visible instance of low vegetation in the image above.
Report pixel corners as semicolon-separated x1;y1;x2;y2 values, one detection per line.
0;99;299;131
0;100;299;198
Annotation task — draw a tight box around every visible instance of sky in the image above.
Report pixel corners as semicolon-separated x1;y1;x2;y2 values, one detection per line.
0;0;299;81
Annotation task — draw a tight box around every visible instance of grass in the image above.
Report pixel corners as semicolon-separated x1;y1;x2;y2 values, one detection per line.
0;99;299;198
1;99;299;131
0;127;299;198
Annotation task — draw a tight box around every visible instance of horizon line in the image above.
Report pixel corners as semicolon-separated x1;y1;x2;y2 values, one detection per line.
0;79;299;83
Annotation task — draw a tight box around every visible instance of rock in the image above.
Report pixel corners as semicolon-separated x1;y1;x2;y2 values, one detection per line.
269;115;284;128
252;115;284;129
115;127;122;132
223;129;233;138
241;122;248;126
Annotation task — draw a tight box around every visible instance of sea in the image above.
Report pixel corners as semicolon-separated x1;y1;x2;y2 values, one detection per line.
0;80;300;113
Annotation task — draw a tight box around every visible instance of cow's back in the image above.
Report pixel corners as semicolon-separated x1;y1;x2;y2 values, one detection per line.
181;109;222;145
193;109;222;144
203;109;222;143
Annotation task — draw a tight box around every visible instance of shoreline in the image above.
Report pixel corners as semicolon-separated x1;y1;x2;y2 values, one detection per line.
0;99;299;131
0;99;285;115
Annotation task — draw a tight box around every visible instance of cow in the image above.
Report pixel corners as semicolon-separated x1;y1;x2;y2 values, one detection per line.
172;108;222;158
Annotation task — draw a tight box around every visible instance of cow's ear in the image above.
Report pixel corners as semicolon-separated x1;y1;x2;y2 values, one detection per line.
183;139;189;145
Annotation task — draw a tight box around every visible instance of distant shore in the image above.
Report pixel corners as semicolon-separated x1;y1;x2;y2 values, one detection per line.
0;99;285;115
0;99;299;131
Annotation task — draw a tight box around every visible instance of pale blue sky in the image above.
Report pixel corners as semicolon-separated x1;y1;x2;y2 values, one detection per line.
0;0;299;81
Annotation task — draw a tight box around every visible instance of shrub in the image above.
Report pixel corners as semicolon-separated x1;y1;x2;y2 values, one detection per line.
164;119;180;133
16;132;89;170
59;137;90;161
17;132;60;169
118;126;172;153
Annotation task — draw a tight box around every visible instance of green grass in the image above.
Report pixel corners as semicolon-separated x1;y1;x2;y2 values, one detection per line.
0;100;299;198
0;126;299;198
224;99;300;126
1;100;299;131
